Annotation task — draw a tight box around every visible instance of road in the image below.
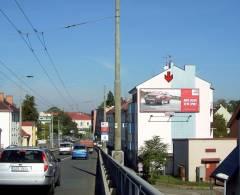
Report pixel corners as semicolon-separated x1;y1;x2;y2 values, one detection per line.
55;151;98;195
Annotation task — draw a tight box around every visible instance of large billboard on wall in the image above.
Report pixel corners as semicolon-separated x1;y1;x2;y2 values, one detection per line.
139;88;199;113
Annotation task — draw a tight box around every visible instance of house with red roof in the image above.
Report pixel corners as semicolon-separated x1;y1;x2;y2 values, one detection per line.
67;112;92;135
21;121;37;146
0;92;20;148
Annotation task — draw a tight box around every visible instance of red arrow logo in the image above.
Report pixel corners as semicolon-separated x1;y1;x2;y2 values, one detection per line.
165;71;173;82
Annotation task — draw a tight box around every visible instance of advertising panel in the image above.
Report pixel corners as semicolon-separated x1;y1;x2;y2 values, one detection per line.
139;88;199;113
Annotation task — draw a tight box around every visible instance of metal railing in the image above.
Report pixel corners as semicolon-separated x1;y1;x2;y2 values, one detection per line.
98;148;164;195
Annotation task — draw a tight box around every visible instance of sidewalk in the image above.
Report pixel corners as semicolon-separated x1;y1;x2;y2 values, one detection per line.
154;183;224;195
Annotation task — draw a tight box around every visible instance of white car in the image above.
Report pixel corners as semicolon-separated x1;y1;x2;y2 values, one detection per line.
0;147;61;194
59;142;73;155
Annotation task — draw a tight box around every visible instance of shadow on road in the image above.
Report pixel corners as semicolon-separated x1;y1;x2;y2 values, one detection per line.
72;165;96;176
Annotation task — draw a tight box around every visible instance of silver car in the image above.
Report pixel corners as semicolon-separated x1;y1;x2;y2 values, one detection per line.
0;147;61;195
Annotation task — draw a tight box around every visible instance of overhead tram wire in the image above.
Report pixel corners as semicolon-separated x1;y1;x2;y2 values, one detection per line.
0;67;52;109
10;16;114;35
0;8;73;111
14;0;79;110
0;59;54;108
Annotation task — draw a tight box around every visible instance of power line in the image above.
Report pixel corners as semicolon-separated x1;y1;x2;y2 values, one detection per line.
0;59;54;108
14;0;78;110
12;16;114;35
0;7;73;110
0;64;52;109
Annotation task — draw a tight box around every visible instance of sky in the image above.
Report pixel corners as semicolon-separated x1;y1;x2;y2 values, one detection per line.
0;0;239;113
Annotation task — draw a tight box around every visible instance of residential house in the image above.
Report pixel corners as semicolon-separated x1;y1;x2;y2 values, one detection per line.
67;112;91;135
21;121;37;146
127;64;214;169
0;93;19;148
211;105;240;194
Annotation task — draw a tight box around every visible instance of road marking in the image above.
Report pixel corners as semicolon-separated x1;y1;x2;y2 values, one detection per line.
61;156;72;161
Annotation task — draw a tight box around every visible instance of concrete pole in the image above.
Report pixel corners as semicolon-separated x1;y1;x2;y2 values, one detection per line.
58;118;60;147
103;85;107;152
113;0;124;164
51;114;54;148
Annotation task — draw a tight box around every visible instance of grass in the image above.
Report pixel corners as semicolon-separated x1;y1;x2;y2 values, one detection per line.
155;175;210;188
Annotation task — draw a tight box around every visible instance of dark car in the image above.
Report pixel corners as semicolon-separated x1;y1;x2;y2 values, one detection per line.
145;91;172;105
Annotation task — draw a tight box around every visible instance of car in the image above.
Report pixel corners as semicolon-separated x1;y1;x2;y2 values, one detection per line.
71;145;88;160
144;91;172;105
0;146;61;195
59;142;73;155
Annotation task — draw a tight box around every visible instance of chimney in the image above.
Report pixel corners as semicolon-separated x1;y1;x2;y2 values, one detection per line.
0;92;4;102
6;95;13;105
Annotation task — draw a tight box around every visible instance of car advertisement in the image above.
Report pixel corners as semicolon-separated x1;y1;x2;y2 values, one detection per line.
139;88;199;113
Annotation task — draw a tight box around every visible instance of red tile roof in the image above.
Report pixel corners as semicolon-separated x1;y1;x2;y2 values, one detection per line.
67;112;91;120
22;121;35;126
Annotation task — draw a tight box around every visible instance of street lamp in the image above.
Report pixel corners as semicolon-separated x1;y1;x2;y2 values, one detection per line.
216;173;229;195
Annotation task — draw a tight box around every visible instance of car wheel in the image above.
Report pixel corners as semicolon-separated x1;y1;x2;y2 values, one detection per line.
55;175;61;187
47;181;55;195
72;157;75;160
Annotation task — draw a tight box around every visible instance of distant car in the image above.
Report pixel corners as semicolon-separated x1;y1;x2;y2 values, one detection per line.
59;142;73;155
0;146;61;195
72;145;88;160
144;91;172;105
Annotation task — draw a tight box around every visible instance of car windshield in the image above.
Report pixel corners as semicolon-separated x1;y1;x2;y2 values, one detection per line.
74;146;86;150
60;143;71;147
0;150;43;163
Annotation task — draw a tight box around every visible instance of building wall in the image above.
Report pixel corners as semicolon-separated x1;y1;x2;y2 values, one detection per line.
195;77;213;138
173;139;189;179
0;112;11;148
188;139;237;181
171;65;196;139
137;70;171;152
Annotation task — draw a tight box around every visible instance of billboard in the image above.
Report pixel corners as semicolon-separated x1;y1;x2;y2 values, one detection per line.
139;88;199;113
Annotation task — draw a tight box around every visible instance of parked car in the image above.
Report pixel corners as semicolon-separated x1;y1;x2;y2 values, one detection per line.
59;142;73;155
72;145;88;160
0;147;61;195
144;91;172;105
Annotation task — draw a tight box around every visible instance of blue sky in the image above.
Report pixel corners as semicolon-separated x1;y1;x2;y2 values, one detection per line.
0;0;239;113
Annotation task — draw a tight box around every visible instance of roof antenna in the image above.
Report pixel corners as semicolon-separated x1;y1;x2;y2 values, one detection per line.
163;55;173;70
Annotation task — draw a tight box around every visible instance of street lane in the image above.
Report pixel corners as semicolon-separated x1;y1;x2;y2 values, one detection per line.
55;151;98;195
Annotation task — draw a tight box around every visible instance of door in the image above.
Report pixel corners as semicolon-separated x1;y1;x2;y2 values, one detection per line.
205;163;217;181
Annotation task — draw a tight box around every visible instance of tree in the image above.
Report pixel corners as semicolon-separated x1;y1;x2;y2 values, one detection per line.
227;100;240;113
98;90;115;108
213;114;228;138
140;136;168;183
106;91;114;107
22;95;39;122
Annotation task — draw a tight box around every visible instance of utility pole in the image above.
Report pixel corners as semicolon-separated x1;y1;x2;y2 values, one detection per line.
113;0;124;164
58;118;60;147
51;114;54;148
103;85;107;152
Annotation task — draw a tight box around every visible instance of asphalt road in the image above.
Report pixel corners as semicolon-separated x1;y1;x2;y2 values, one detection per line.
55;151;98;195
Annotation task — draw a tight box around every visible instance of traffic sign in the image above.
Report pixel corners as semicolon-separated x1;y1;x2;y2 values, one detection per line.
39;116;52;122
101;134;109;141
101;122;109;133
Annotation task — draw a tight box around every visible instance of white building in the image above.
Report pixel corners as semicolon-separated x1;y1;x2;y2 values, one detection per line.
173;138;237;182
67;112;91;134
0;93;19;148
127;64;214;168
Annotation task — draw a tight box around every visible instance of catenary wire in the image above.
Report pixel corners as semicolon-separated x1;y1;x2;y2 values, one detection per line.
14;0;79;110
0;8;73;111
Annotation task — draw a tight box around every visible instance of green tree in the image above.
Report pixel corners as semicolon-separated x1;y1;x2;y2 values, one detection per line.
227;100;240;113
213;114;228;138
106;90;115;107
98;90;115;108
22;95;39;122
140;136;168;184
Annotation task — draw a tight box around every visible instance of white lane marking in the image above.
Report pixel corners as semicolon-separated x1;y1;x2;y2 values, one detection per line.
61;156;72;161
